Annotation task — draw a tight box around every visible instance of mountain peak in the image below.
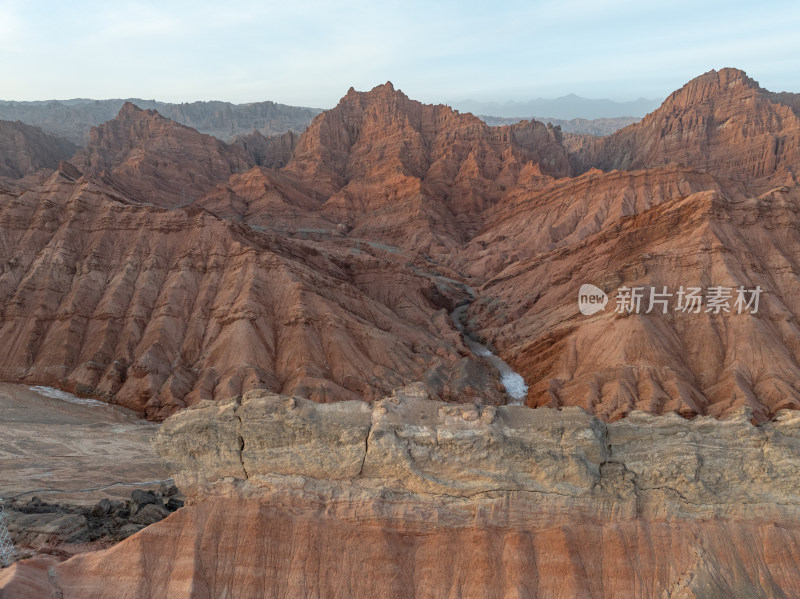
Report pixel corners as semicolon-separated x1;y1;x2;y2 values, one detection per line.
119;101;142;113
663;68;761;109
284;81;572;228
571;67;799;183
76;105;251;206
116;101;163;121
342;82;402;103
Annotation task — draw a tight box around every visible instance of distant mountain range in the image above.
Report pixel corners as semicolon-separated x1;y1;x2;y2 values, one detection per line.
0;98;322;145
0;94;659;147
453;94;662;120
478;115;640;136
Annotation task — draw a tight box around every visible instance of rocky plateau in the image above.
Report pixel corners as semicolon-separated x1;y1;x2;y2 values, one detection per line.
4;389;800;597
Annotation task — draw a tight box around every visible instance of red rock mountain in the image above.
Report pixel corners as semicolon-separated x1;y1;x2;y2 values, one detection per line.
75;102;251;207
1;72;799;424
280;82;571;252
570;68;800;186
6;70;800;599
463;165;800;421
0;120;77;179
197;83;572;255
0;165;505;419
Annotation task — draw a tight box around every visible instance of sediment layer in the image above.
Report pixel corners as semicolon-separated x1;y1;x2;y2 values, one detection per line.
156;388;800;521
5;389;800;598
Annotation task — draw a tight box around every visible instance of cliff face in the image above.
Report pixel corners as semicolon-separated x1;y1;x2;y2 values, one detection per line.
5;390;800;598
155;389;800;514
571;68;800;185
0;121;77;179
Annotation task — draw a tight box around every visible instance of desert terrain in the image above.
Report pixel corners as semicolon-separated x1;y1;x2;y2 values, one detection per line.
1;67;799;597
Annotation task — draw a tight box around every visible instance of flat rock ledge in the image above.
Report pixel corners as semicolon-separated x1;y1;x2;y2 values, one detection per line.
154;386;800;521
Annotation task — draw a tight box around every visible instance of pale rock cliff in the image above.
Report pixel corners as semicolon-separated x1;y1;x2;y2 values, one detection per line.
5;389;800;598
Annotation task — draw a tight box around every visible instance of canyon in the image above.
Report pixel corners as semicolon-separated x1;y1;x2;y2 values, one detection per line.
0;68;798;421
1;67;800;596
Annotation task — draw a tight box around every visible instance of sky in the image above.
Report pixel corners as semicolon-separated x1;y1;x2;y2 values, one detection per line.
1;0;798;109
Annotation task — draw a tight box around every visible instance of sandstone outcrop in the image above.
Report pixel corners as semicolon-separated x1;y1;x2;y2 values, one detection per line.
155;390;800;515
6;390;800;598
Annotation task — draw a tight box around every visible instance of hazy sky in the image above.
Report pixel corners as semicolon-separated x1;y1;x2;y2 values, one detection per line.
1;0;798;107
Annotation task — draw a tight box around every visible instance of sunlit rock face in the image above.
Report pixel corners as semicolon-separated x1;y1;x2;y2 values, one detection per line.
569;68;800;185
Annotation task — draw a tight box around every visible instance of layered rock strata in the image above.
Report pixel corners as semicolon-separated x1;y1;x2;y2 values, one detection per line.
462;168;800;422
570;68;800;186
74;103;252;207
0;170;505;417
155;390;800;518
3;72;800;424
4;390;798;597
